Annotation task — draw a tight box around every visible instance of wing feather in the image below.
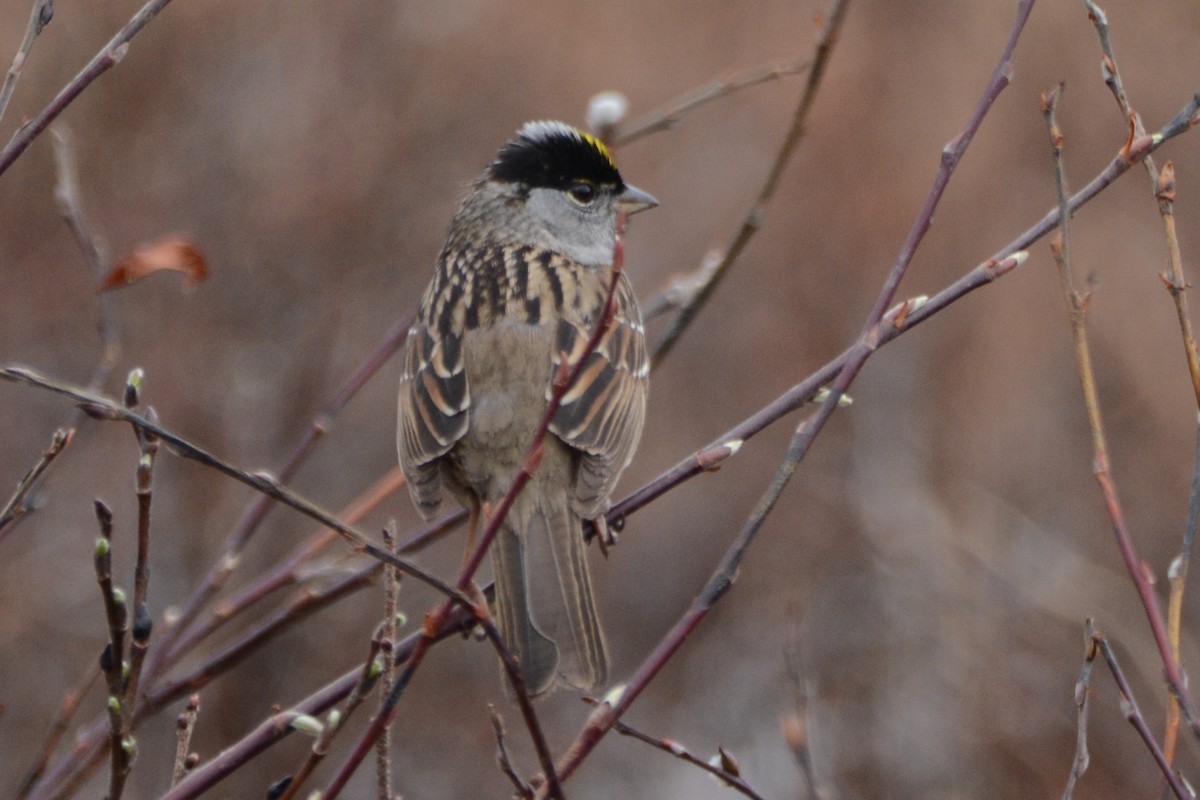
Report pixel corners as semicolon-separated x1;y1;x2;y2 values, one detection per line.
397;323;470;518
549;274;648;517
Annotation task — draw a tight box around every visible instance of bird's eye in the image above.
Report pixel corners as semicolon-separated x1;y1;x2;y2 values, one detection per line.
568;182;596;205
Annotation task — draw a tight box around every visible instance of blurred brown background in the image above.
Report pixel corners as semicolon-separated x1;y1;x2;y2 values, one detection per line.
3;0;1200;797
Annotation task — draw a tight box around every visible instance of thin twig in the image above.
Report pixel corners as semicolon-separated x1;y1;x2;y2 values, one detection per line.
321;213;638;800
1085;1;1200;406
1091;627;1193;799
1061;621;1097;800
1154;161;1200;404
613;56;811;147
0;427;71;541
489;706;533;799
16;664;100;800
546;2;1035;789
150;312;414;675
1044;84;1200;744
0;364;465;604
93;499;134;800
476;617;562;800
1089;0;1200;758
1181;415;1200;628
159;466;409;671
122;372;156;737
0;0;54;127
375;523;400;800
651;0;850;366
171;695;200;788
1164;414;1200;777
0;0;180;177
275;637;387;800
51;128;118;398
608;713;765;800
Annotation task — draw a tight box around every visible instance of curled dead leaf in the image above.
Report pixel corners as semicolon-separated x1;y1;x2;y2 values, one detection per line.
99;235;208;292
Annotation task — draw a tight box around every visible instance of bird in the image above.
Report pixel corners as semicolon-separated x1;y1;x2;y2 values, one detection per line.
397;120;656;696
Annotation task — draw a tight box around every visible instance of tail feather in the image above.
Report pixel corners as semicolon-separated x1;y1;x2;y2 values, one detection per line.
492;491;608;696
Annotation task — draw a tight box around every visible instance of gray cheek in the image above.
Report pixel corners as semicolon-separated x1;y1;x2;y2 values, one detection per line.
526;190;615;267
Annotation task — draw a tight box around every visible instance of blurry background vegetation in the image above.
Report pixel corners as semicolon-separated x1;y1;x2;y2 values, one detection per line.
2;0;1200;797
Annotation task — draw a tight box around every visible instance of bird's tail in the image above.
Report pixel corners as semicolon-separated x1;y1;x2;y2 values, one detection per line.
492;489;608;697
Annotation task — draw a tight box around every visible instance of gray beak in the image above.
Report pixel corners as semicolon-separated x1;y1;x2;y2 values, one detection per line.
619;183;659;215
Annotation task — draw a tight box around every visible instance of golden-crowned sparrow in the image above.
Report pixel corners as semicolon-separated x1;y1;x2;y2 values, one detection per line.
397;121;656;696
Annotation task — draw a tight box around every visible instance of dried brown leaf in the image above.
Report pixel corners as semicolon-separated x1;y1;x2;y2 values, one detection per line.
99;235;207;292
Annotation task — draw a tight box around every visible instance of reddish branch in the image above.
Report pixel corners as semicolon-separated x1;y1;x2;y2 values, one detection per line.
6;69;1197;789
650;0;850;366
545;0;1037;787
0;0;180;177
150;313;414;676
4;5;1200;795
319;214;636;800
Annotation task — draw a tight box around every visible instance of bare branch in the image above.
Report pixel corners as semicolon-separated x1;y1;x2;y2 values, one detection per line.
0;0;180;177
1061;622;1097;800
0;0;54;127
0;427;71;541
159;605;478;800
0;364;465;604
608;713;765;800
1044;81;1200;744
321;213;637;800
16;664;100;800
151;312;414;673
651;0;850;366
374;523;400;800
1090;625;1193;799
547;1;1037;787
613;56;811;147
489;706;533;800
171;695;200;788
50;128;120;397
93;499;134;800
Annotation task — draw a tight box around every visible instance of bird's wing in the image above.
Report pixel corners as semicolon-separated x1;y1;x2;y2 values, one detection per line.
549;272;648;518
397;305;471;519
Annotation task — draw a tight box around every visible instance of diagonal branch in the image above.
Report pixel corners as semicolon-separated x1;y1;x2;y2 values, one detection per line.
320;214;638;800
1044;82;1200;745
1089;623;1192;799
0;365;463;605
613;56;812;147
0;0;54;128
0;427;71;540
650;0;851;366
546;0;1038;788
0;0;181;177
151;312;414;671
